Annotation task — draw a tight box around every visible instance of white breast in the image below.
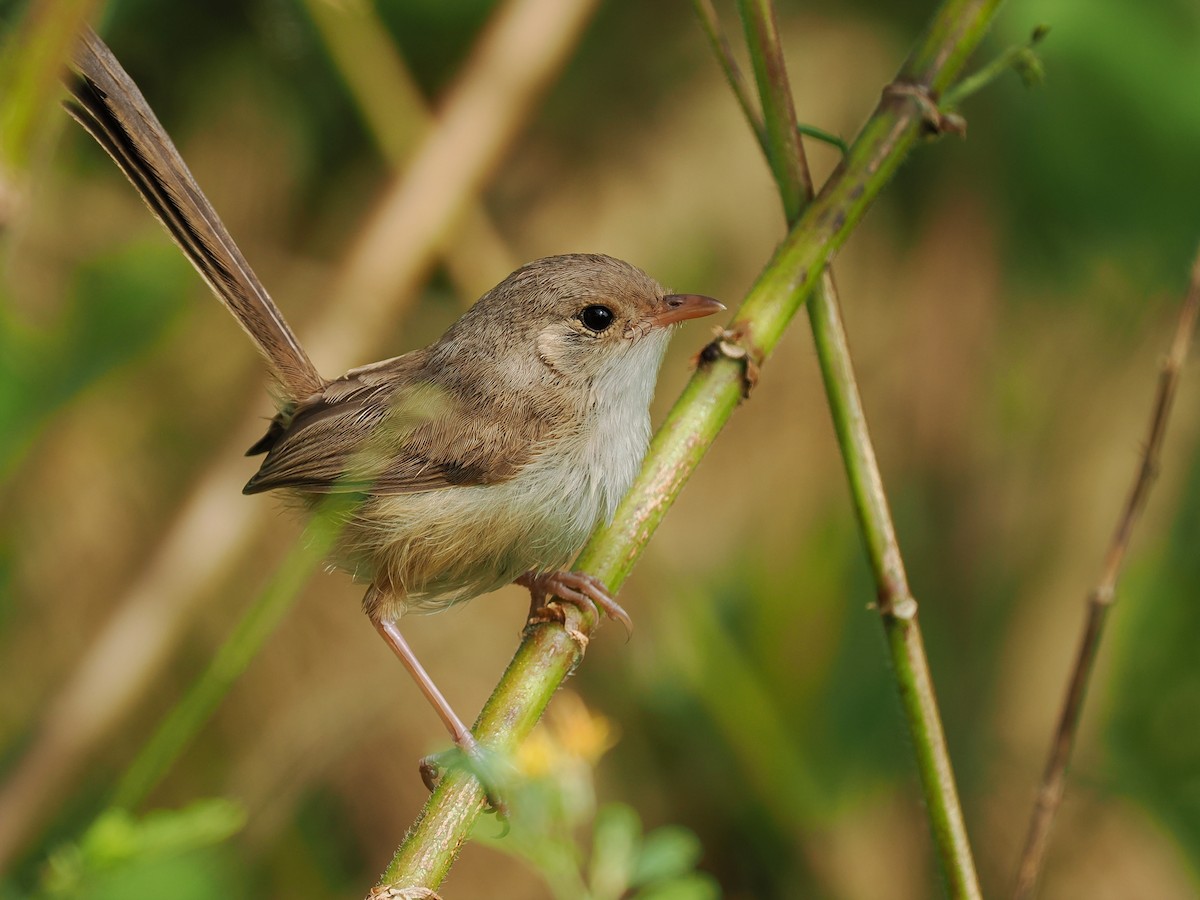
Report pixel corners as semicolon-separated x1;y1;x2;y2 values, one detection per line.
583;329;669;521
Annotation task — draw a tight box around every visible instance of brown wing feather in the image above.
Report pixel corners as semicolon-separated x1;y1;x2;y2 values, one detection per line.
243;351;550;495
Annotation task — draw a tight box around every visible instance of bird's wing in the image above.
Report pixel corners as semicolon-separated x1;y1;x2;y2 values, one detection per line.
243;353;553;495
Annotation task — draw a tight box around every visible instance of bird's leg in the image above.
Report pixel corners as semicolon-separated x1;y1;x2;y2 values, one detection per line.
370;614;478;753
516;570;633;637
366;586;509;812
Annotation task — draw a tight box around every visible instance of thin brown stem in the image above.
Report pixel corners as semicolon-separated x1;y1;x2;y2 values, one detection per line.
1012;246;1200;900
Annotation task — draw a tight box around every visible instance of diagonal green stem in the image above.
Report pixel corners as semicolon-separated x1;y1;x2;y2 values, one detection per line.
379;0;1003;891
943;25;1047;109
808;280;981;897
0;0;99;176
111;503;349;810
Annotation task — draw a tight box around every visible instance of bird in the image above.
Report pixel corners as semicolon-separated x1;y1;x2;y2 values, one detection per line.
63;27;723;754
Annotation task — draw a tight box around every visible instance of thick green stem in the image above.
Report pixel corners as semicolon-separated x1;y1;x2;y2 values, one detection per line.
379;0;1003;891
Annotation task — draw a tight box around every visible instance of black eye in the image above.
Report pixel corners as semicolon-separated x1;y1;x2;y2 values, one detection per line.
579;304;614;332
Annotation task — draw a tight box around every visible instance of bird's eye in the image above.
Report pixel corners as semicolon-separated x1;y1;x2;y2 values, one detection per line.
579;304;615;332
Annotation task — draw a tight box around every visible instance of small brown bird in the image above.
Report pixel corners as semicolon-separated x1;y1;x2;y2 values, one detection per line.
65;29;722;753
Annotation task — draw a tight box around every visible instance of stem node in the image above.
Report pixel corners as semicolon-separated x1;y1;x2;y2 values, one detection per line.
696;324;764;396
883;81;966;136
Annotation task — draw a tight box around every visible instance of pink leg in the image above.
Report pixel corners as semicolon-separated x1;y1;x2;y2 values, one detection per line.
367;587;511;811
516;570;632;636
367;596;477;751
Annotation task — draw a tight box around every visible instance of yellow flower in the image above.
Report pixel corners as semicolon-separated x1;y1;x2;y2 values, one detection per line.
516;691;617;777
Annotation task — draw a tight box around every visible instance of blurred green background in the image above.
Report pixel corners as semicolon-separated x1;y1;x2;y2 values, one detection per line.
2;0;1199;897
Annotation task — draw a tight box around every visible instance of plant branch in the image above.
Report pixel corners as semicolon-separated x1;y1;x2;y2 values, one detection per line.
796;122;850;156
1011;246;1200;900
724;0;981;894
809;279;982;896
377;0;1003;893
942;24;1047;109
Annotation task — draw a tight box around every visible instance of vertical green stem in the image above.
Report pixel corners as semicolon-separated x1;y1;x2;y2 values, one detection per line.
734;1;987;893
808;283;980;896
736;0;809;214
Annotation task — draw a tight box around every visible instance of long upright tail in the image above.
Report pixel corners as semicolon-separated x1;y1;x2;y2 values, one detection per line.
64;28;325;401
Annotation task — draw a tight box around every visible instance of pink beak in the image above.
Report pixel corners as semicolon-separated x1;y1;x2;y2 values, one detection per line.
650;293;725;327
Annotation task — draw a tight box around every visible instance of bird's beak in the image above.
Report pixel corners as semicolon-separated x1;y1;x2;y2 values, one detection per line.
651;293;725;327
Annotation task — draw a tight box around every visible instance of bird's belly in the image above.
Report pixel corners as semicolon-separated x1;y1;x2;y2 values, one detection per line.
338;452;609;618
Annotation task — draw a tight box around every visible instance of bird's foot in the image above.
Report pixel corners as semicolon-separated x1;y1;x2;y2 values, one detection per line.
419;743;509;819
517;570;632;638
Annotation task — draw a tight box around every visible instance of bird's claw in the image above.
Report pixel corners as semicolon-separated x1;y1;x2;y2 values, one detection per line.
418;745;509;818
518;570;632;638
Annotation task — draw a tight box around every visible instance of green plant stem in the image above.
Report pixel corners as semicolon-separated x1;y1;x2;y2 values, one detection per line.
736;0;808;218
692;0;765;146
735;0;982;895
0;0;99;231
942;25;1047;108
809;281;980;897
796;123;850;156
300;0;430;164
379;0;1003;891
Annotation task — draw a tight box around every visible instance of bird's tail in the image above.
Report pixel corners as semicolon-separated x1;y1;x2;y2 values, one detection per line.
64;27;325;401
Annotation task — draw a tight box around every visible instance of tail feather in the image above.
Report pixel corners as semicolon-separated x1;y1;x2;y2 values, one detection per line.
64;28;325;401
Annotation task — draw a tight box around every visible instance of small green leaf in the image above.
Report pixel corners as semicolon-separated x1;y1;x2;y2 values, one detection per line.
631;826;703;886
39;799;246;896
636;872;721;900
587;803;642;899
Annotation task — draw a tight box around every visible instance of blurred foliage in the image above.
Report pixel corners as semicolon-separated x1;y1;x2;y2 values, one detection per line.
986;0;1200;279
0;243;185;476
1;0;1198;898
1107;453;1200;873
479;695;719;899
23;800;246;900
